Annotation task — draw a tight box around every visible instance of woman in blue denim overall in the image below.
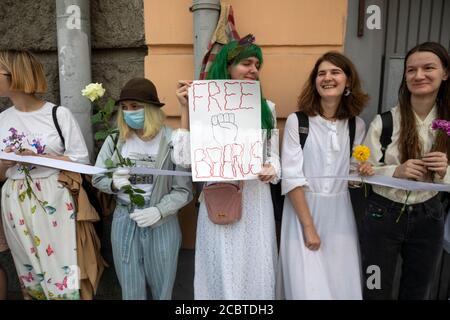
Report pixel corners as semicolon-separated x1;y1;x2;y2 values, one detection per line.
92;78;192;300
362;42;450;299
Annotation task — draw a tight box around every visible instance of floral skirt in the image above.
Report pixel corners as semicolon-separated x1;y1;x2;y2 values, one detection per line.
1;173;79;300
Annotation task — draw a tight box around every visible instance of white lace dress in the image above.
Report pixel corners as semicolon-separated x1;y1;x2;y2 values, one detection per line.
172;103;280;300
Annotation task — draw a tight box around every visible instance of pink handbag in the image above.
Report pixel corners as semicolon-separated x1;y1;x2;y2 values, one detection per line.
203;181;244;225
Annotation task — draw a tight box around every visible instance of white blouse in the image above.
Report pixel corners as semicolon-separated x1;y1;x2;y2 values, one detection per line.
364;105;450;204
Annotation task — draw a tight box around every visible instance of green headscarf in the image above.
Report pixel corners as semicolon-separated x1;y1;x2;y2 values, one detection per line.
206;40;274;130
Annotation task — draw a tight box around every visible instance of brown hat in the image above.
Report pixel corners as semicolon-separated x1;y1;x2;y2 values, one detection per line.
116;78;165;107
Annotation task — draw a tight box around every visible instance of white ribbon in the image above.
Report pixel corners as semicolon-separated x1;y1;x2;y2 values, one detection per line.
0;152;106;175
283;174;450;192
1;151;449;191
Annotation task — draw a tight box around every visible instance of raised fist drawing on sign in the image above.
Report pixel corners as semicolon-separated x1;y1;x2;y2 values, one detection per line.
211;113;238;145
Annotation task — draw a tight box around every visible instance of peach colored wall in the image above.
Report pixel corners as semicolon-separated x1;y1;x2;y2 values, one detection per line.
144;0;348;248
144;0;347;119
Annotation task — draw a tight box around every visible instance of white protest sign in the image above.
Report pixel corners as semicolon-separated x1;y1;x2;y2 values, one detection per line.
188;80;262;182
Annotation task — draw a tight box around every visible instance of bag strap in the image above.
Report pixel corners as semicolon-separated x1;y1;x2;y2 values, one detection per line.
52;105;65;148
348;117;356;158
295;111;309;149
379;111;393;164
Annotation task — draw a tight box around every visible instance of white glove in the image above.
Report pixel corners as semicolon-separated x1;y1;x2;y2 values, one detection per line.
112;168;131;191
129;207;162;227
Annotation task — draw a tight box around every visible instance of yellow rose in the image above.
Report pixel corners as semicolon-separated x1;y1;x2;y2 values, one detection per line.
81;83;105;102
352;145;370;162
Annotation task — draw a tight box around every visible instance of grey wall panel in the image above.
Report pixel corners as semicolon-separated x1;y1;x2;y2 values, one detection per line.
381;0;450;112
396;0;410;54
344;0;386;125
418;0;432;43
385;57;404;110
407;0;421;50
430;0;445;42
441;0;450;47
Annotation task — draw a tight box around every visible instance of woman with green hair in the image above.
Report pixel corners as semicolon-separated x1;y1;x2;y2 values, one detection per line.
174;36;280;299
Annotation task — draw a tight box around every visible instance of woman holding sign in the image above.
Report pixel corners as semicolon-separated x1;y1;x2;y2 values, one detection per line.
0;50;89;299
362;42;450;300
174;35;280;299
278;51;370;299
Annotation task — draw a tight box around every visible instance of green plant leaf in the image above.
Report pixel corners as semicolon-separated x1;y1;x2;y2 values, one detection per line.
31;205;36;214
104;159;114;169
90;112;104;124
132;188;145;194
95;131;109;141
126;158;133;167
104;98;116;115
26;187;32;199
131;194;145;207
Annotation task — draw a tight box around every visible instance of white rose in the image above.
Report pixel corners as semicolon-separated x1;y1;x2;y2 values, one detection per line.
81;83;106;102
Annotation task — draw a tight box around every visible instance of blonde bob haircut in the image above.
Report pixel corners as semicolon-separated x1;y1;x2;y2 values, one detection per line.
117;102;166;141
0;50;47;94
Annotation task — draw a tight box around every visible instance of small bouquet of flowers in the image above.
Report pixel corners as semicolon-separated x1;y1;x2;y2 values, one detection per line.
431;119;450;137
352;144;371;197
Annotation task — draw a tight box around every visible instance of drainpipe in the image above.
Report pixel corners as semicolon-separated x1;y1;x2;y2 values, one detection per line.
56;0;93;162
190;0;221;79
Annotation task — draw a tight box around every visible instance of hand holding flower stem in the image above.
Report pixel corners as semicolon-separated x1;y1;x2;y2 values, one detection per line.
352;145;373;197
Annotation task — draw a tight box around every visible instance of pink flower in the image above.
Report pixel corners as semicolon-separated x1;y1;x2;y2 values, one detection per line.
432;119;450;136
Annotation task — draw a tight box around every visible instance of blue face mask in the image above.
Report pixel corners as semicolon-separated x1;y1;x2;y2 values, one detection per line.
123;109;145;129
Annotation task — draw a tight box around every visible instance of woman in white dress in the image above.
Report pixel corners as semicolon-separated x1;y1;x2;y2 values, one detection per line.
278;52;371;299
173;35;280;299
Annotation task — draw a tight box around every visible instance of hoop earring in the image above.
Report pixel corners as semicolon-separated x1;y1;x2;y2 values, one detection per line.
344;88;351;97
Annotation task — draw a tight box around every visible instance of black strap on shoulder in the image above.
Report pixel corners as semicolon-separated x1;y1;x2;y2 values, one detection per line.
52;105;65;147
295;111;309;149
348;117;356;158
379;111;393;164
295;111;355;157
